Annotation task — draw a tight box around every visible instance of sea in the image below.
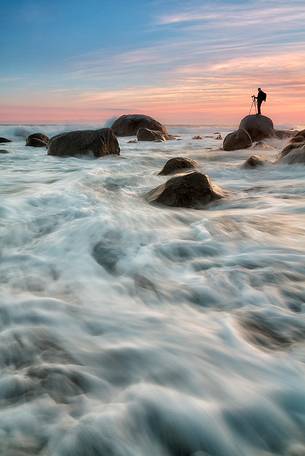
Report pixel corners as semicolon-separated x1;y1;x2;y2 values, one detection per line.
0;123;305;455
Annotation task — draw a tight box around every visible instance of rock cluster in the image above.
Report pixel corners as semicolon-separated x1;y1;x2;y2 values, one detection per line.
223;115;274;150
111;114;169;139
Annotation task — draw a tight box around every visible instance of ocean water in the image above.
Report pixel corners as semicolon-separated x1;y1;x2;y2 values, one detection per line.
1;124;305;455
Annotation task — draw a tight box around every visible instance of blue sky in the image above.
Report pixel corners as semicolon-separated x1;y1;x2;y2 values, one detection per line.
1;0;305;124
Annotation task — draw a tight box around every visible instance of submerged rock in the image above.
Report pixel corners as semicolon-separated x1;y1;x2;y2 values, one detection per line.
111;114;169;138
137;128;166;142
0;149;9;154
0;137;11;143
48;128;120;158
223;129;252;151
158;157;198;175
26;133;49;147
239;311;305;350
242;155;266;169
239;115;274;141
146;171;225;209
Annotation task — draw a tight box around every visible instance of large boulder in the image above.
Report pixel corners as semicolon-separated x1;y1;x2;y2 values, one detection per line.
223;129;252;151
137;128;166;142
26;133;49;147
278;144;305;165
0;137;11;143
242;155;266;169
239;115;274;141
111;114;168;138
145;171;225;209
48;128;120;158
158;157;198;175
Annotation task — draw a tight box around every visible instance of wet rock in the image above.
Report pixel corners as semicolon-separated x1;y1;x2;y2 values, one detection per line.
146;171;225;209
242;154;266;168
290;135;305;144
215;134;222;140
128;139;137;143
111;114;169;138
0;137;11;143
137;128;166;142
158;157;198;175
26;133;49;147
223;129;252;151
0;149;9;154
278;145;305;164
192;135;203;140
239;115;274;141
48;128;120;158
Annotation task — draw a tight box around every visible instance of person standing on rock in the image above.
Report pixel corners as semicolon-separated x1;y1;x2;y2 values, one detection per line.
253;88;267;115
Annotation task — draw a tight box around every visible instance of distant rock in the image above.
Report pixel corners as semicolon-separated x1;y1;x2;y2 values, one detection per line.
274;129;298;139
223;129;252;151
215;134;222;140
0;137;11;143
146;171;225;209
48;128;120;158
239;115;274;141
26;133;49;147
242;155;266;169
192;135;203;140
158;157;198;175
0;149;9;154
278;144;305;164
111;114;169;138
127;139;137;144
137;128;166;142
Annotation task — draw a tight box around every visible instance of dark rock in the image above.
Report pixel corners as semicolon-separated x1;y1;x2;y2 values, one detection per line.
48;128;120;158
192;135;203;140
278;141;305;159
223;129;252;151
137;128;166;142
158;157;198;175
278;145;305;164
239;115;274;141
127;139;137;143
146;171;225;209
111;114;168;138
242;155;266;169
0;149;9;154
294;128;305;139
215;134;222;140
26;133;49;147
0;137;11;143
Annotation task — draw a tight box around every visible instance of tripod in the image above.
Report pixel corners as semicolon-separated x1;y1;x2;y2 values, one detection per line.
249;96;257;115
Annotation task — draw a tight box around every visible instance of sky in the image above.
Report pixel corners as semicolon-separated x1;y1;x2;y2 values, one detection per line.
1;0;305;126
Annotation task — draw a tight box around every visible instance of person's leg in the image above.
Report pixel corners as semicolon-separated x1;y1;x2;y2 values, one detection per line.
257;101;262;115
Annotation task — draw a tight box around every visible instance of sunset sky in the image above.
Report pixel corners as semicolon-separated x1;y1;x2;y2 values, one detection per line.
1;0;305;126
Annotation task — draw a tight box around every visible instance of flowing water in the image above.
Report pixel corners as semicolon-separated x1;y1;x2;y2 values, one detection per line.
1;124;305;455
